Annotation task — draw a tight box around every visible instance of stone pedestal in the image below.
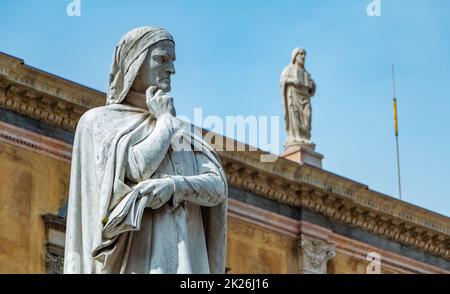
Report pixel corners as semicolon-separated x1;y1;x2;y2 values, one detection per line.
281;144;323;168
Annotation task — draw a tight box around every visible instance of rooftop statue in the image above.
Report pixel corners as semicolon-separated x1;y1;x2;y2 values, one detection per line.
280;48;316;148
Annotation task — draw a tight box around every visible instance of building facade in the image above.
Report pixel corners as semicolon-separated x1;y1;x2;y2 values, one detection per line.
0;52;449;274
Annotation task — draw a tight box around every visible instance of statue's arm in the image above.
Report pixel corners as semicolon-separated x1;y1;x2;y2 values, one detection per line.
126;113;177;182
283;75;299;87
281;67;294;84
310;79;316;96
166;152;227;208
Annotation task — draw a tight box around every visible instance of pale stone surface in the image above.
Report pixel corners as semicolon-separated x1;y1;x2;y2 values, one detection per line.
298;235;336;274
64;27;228;274
280;48;323;167
280;144;323;168
0;140;70;274
280;48;316;149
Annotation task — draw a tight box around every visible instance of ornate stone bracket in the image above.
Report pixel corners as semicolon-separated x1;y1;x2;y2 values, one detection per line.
298;235;336;274
43;214;66;274
45;244;65;274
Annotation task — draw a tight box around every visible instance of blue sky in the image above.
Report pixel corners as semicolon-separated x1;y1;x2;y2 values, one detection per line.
1;0;449;216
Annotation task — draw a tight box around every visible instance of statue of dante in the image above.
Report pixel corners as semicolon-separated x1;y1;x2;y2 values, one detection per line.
280;48;316;148
64;27;228;274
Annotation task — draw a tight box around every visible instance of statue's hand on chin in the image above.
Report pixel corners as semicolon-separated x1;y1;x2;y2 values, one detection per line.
146;86;176;118
138;177;176;209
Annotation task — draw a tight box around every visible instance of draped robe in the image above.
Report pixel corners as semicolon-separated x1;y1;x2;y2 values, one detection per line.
64;104;228;274
280;63;316;146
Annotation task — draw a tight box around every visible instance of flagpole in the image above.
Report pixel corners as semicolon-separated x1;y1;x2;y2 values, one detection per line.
392;65;402;200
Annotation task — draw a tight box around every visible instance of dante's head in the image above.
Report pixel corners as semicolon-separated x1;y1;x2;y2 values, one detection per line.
131;40;175;94
106;26;175;105
291;47;306;67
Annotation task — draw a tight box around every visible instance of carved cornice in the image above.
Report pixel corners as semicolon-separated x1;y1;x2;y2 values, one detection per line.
219;151;450;260
0;52;105;131
0;83;84;131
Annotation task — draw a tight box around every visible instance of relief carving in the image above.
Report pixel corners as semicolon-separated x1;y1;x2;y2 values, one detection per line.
298;235;336;274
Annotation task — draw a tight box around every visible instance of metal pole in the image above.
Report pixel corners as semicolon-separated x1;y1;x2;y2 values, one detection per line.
392;65;402;200
395;129;402;200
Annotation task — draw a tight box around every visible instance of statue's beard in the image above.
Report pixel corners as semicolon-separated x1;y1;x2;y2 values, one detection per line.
158;79;171;92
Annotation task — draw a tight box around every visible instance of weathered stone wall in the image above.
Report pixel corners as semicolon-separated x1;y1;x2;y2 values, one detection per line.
226;217;298;274
0;141;70;273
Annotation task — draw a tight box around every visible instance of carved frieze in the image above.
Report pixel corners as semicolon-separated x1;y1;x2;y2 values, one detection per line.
0;83;84;131
220;155;450;260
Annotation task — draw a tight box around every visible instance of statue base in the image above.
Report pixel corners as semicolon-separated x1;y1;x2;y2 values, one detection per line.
281;143;323;168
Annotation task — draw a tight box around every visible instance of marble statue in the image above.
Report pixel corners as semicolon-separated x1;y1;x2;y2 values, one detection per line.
280;48;316;148
64;27;228;274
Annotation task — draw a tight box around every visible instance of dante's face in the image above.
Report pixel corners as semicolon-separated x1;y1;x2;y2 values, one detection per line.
132;40;176;93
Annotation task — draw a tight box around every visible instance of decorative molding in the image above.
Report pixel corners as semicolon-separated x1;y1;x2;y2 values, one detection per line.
43;213;67;232
0;83;85;131
298;235;336;274
228;198;300;237
0;53;104;110
0;121;72;162
220;153;450;261
228;200;450;274
0;52;104;132
330;233;447;274
45;244;64;274
43;214;67;274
